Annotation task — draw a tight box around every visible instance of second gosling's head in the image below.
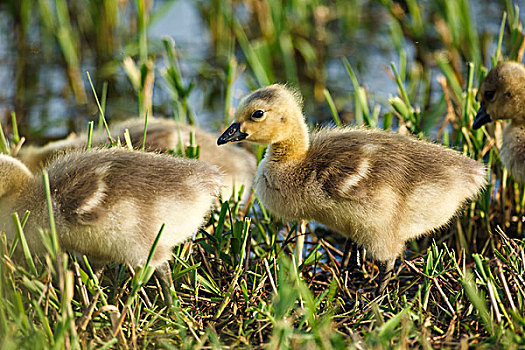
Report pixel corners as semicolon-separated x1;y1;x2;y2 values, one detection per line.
473;61;525;129
217;84;305;146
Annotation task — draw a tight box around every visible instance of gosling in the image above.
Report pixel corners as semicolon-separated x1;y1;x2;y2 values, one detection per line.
18;117;255;200
217;84;487;294
473;61;525;184
0;148;222;303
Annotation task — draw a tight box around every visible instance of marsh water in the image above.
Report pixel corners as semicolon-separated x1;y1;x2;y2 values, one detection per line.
0;0;523;142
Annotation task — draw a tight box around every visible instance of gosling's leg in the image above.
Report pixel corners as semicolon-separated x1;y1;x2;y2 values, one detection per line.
155;261;173;306
341;239;362;272
376;259;395;296
295;220;306;266
348;242;363;272
341;239;353;269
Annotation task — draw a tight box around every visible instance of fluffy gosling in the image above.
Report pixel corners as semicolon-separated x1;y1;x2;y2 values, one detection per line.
473;61;525;184
18;117;255;200
218;84;487;294
0;148;222;303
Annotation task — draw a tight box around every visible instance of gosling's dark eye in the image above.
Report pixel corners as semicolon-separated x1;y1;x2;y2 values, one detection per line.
484;90;495;101
251;110;265;120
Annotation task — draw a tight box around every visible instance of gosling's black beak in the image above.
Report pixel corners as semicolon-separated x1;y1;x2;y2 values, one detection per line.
217;122;248;145
472;105;492;129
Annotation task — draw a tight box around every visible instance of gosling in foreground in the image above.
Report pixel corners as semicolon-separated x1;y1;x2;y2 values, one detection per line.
473;61;525;184
18;117;255;200
218;84;486;294
0;148;222;303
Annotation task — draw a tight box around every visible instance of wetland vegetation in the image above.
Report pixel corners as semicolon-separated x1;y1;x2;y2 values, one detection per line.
0;0;524;348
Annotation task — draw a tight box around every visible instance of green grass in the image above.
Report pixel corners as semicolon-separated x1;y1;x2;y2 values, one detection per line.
0;179;523;348
0;0;524;348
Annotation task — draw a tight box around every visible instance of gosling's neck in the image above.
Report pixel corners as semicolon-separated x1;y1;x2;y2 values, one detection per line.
267;122;310;163
509;118;525;128
504;118;525;133
502;119;525;144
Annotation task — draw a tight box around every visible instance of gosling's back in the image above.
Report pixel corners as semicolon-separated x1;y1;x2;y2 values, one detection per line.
18;117;256;199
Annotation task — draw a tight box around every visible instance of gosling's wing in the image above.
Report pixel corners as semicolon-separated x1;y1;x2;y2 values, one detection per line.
48;158;108;225
308;128;473;200
305;130;368;199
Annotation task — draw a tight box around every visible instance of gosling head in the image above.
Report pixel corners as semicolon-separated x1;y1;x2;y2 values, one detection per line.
217;84;305;146
473;61;525;129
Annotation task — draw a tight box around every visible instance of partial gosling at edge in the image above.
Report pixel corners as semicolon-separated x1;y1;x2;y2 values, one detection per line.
218;84;487;294
473;61;525;184
0;148;222;303
17;117;256;200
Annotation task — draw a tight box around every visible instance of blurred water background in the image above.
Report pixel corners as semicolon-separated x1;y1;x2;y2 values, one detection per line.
0;0;523;142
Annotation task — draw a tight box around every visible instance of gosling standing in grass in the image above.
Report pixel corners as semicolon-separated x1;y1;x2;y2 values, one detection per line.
0;148;222;303
217;84;486;293
18;117;255;200
473;61;525;184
